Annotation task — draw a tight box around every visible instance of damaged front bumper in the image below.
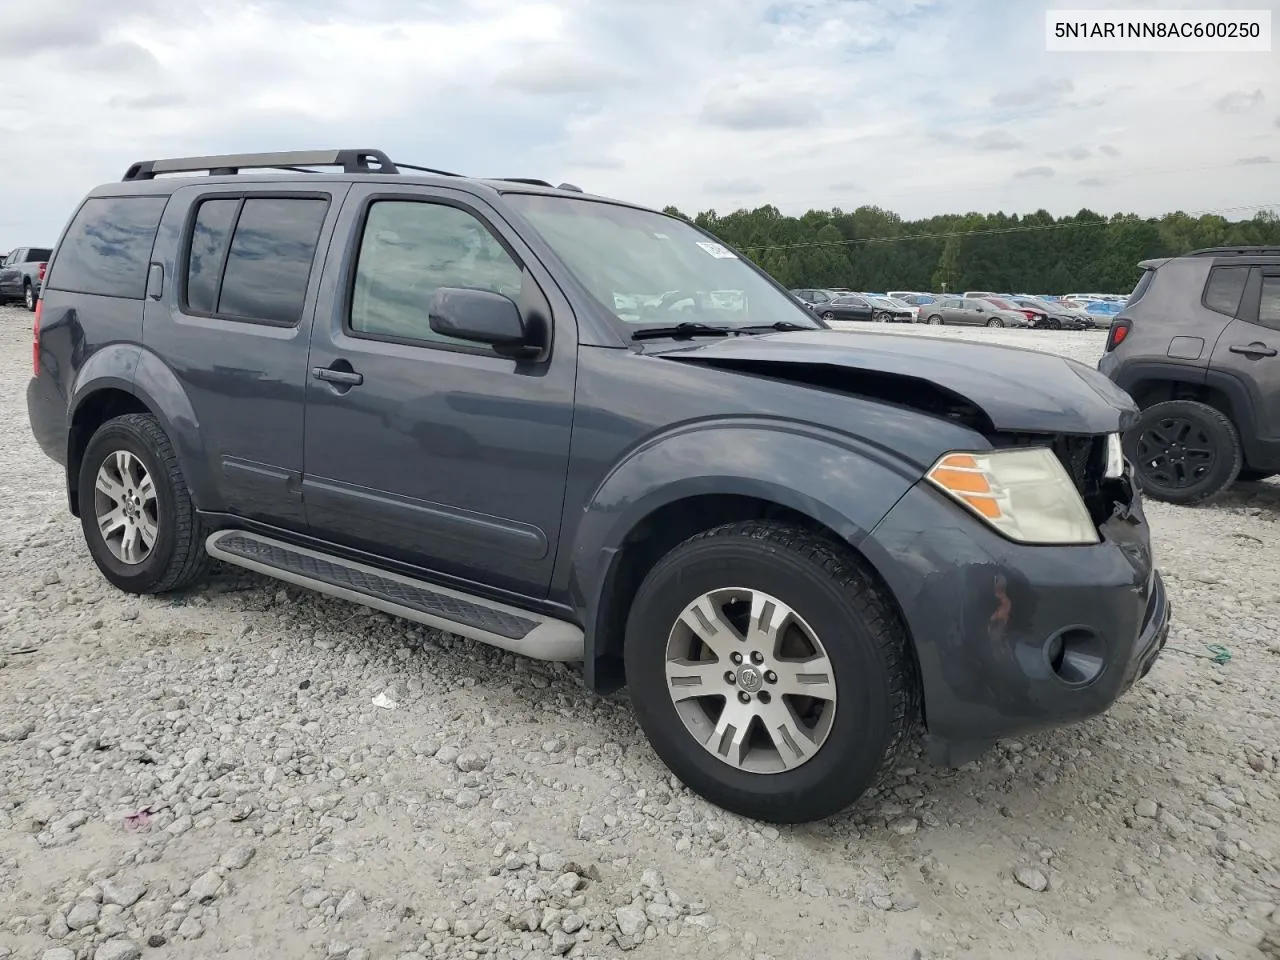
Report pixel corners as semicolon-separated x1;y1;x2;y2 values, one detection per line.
861;479;1171;764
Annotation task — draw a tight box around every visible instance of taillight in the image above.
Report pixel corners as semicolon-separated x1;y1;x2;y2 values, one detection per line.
1022;310;1037;320
32;300;41;376
1106;318;1131;352
37;262;46;282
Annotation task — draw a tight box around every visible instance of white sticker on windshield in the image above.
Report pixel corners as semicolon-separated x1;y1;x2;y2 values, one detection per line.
695;241;738;259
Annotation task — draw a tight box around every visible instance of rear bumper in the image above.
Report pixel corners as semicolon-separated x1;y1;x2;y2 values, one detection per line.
862;480;1170;750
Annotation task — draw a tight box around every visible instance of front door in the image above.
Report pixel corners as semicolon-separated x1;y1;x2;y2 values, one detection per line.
301;184;577;598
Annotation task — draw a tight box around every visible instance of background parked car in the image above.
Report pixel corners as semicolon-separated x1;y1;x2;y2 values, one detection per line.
812;294;875;322
921;296;1031;327
868;295;916;322
1010;296;1093;330
0;246;53;311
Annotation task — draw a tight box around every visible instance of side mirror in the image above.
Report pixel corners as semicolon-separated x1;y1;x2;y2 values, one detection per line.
429;287;538;358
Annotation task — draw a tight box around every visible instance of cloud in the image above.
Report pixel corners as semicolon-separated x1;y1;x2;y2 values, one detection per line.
704;178;766;196
699;87;821;131
1236;156;1272;165
494;50;630;95
993;77;1073;109
2;0;1279;239
973;130;1024;152
1214;89;1265;113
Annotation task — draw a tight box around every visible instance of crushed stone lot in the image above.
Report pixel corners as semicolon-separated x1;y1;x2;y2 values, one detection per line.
3;305;1280;960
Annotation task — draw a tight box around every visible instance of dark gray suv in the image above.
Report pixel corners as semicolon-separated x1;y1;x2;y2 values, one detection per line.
27;149;1170;823
1098;247;1280;504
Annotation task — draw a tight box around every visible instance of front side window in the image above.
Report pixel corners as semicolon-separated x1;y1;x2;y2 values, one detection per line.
349;200;523;346
1203;265;1249;317
503;193;820;331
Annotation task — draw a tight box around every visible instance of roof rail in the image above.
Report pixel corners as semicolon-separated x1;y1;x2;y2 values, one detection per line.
495;178;556;187
1186;246;1280;258
122;149;399;181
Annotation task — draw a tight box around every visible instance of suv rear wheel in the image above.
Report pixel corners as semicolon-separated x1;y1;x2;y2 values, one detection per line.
623;521;916;824
78;413;211;593
1127;399;1243;505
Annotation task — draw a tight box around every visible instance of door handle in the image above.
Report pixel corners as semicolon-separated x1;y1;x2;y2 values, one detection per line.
1229;343;1277;358
312;366;364;385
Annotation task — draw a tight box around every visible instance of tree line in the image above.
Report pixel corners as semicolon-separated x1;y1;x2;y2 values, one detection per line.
660;203;1280;295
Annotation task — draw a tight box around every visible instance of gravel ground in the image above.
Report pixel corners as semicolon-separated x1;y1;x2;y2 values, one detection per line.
2;305;1280;960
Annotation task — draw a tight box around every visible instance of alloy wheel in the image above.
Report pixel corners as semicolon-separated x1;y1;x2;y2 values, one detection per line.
94;450;160;564
663;588;836;774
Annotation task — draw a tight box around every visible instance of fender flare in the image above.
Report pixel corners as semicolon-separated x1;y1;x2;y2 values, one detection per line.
67;347;218;513
566;419;923;690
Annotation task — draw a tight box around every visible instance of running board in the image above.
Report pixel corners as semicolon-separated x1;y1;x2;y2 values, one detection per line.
205;531;583;661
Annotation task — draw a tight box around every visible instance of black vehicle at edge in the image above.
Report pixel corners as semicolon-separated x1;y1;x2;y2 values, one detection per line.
27;149;1170;824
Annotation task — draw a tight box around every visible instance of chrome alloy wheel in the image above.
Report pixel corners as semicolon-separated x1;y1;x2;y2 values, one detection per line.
94;451;159;564
664;588;836;774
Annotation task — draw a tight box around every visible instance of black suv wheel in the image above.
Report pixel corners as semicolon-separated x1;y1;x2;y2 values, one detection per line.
1127;400;1243;505
78;413;211;593
623;521;917;824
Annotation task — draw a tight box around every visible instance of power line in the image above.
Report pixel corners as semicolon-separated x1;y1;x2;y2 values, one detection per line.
735;201;1280;254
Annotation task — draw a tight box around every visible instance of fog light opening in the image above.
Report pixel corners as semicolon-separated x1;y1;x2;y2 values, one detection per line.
1044;627;1105;686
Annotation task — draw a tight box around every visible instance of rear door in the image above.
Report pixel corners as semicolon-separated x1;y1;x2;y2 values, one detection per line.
143;183;350;530
1208;266;1280;455
300;183;577;597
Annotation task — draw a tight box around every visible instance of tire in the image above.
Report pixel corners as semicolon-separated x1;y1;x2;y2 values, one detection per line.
1126;400;1242;505
24;282;35;311
623;521;917;824
821;311;836;322
927;314;943;325
78;413;211;593
1049;318;1061;330
985;317;1004;327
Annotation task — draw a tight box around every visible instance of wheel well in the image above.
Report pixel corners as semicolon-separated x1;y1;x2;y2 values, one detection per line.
589;494;921;705
67;390;152;517
1129;379;1240;422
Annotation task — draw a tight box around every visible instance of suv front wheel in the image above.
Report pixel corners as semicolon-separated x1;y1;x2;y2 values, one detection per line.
1127;400;1243;505
78;413;211;593
623;521;916;824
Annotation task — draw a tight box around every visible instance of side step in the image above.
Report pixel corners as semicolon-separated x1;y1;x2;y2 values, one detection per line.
205;531;584;661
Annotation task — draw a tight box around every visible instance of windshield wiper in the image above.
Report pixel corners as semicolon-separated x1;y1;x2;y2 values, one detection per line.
631;322;734;341
732;321;812;333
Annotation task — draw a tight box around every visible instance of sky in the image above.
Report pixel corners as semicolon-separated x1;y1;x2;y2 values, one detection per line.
2;0;1278;243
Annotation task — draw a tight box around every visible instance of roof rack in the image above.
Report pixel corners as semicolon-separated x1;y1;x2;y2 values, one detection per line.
1186;246;1280;258
122;149;399;181
120;149;586;192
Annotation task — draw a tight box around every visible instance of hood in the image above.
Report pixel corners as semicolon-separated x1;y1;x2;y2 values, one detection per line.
654;329;1136;435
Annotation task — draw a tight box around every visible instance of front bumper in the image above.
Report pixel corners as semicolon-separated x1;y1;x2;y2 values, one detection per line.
862;480;1170;751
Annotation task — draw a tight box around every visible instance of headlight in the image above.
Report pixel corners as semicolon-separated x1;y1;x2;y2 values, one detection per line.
925;448;1099;544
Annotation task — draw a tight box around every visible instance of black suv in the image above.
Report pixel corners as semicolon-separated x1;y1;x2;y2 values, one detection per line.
1098;247;1280;504
27;149;1170;823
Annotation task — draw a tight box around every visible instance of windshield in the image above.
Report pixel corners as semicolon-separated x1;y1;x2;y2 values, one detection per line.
504;194;821;330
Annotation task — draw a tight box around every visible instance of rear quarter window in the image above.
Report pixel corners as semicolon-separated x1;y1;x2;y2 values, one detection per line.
1202;265;1250;317
46;196;168;299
